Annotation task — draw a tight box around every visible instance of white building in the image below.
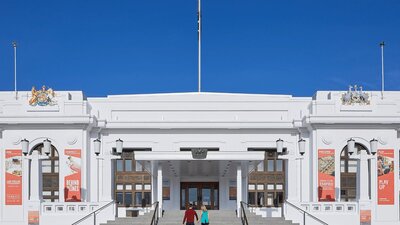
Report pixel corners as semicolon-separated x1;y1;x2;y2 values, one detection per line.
0;86;399;225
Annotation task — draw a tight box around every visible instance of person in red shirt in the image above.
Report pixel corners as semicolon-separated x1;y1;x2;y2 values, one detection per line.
182;204;199;225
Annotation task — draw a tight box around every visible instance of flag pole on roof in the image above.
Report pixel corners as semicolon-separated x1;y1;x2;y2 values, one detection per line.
197;0;202;92
380;41;385;99
12;41;17;100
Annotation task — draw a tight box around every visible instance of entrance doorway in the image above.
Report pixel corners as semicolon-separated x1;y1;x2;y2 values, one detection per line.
181;182;219;210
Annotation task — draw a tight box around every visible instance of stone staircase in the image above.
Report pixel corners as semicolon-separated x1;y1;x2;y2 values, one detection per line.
100;209;299;225
245;209;300;225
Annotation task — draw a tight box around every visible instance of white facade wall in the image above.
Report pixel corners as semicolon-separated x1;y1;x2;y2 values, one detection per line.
0;90;399;225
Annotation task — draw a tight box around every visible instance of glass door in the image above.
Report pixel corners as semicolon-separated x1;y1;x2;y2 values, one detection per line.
181;182;219;210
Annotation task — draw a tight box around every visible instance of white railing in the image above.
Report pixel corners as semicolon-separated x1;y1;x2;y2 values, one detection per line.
41;202;101;215
298;202;358;214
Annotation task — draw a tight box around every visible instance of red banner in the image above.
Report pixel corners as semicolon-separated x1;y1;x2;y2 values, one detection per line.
360;210;371;225
5;149;22;205
318;149;335;201
64;149;81;202
28;211;39;225
377;149;394;205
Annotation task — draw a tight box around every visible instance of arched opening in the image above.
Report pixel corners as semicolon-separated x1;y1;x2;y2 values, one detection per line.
340;143;370;202
31;143;59;202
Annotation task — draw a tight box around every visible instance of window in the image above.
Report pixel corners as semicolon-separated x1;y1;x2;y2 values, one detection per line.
114;149;152;207
248;149;286;207
32;144;59;202
229;180;237;200
163;180;170;200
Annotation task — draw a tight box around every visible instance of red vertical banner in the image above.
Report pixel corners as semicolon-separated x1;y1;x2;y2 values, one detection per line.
360;210;371;225
318;149;335;201
64;149;81;202
377;149;394;205
28;211;39;225
5;149;23;205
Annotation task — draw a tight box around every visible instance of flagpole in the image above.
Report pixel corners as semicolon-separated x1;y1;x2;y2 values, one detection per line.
198;0;201;93
12;41;17;100
380;41;385;100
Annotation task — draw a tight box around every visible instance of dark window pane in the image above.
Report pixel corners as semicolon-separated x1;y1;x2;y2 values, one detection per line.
144;192;151;205
276;160;283;171
248;192;256;205
257;192;265;206
276;192;284;204
124;192;132;206
125;160;132;171
267;160;274;171
116;192;123;205
214;189;219;207
117;160;123;172
135;192;142;206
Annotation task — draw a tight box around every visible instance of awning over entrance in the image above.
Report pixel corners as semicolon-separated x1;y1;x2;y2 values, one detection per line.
135;151;264;177
134;151;264;161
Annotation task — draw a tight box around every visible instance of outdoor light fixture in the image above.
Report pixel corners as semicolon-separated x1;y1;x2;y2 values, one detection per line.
347;138;355;155
21;139;29;156
43;139;51;156
94;139;101;156
276;138;284;154
298;139;306;156
370;138;378;155
116;139;123;154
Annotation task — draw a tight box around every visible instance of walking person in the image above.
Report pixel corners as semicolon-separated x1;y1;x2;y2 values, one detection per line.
182;204;199;225
200;205;210;225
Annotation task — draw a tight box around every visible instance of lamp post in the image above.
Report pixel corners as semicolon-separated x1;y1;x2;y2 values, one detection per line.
276;139;284;154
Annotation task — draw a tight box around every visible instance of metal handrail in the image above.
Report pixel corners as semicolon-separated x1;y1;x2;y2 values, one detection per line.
150;201;160;225
240;201;249;225
72;200;115;225
285;200;328;225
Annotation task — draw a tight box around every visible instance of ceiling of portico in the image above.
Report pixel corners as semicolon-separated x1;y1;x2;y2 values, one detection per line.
159;160;259;178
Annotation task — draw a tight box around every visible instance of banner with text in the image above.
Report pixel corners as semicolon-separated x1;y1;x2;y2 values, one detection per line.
377;149;394;205
5;149;22;205
28;211;39;225
318;149;335;201
64;149;81;202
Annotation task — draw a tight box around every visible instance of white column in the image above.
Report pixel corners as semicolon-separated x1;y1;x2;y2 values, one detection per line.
157;163;163;217
357;151;370;201
99;154;120;202
236;164;242;218
29;151;47;202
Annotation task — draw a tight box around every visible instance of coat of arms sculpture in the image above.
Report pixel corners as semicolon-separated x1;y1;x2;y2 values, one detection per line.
341;85;370;105
29;85;57;106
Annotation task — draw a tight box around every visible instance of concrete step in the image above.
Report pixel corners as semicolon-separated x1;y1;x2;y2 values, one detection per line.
101;209;300;225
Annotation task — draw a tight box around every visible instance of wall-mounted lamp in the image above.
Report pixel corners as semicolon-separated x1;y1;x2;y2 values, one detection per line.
370;139;378;155
298;139;306;156
94;139;101;156
21;139;29;156
116;139;123;155
347;138;355;155
276;138;284;154
43;139;51;156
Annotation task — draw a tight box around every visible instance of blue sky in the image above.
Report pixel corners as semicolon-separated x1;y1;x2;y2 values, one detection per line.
0;0;399;97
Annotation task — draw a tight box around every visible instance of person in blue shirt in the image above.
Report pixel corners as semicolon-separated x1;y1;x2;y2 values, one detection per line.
200;205;209;225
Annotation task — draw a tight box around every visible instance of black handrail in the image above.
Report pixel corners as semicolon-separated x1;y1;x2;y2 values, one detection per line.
150;201;160;225
240;201;249;225
72;200;115;225
285;200;328;225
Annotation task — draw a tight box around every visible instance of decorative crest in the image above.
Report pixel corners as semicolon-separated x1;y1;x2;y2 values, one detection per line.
191;148;208;159
29;85;57;106
341;85;370;105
